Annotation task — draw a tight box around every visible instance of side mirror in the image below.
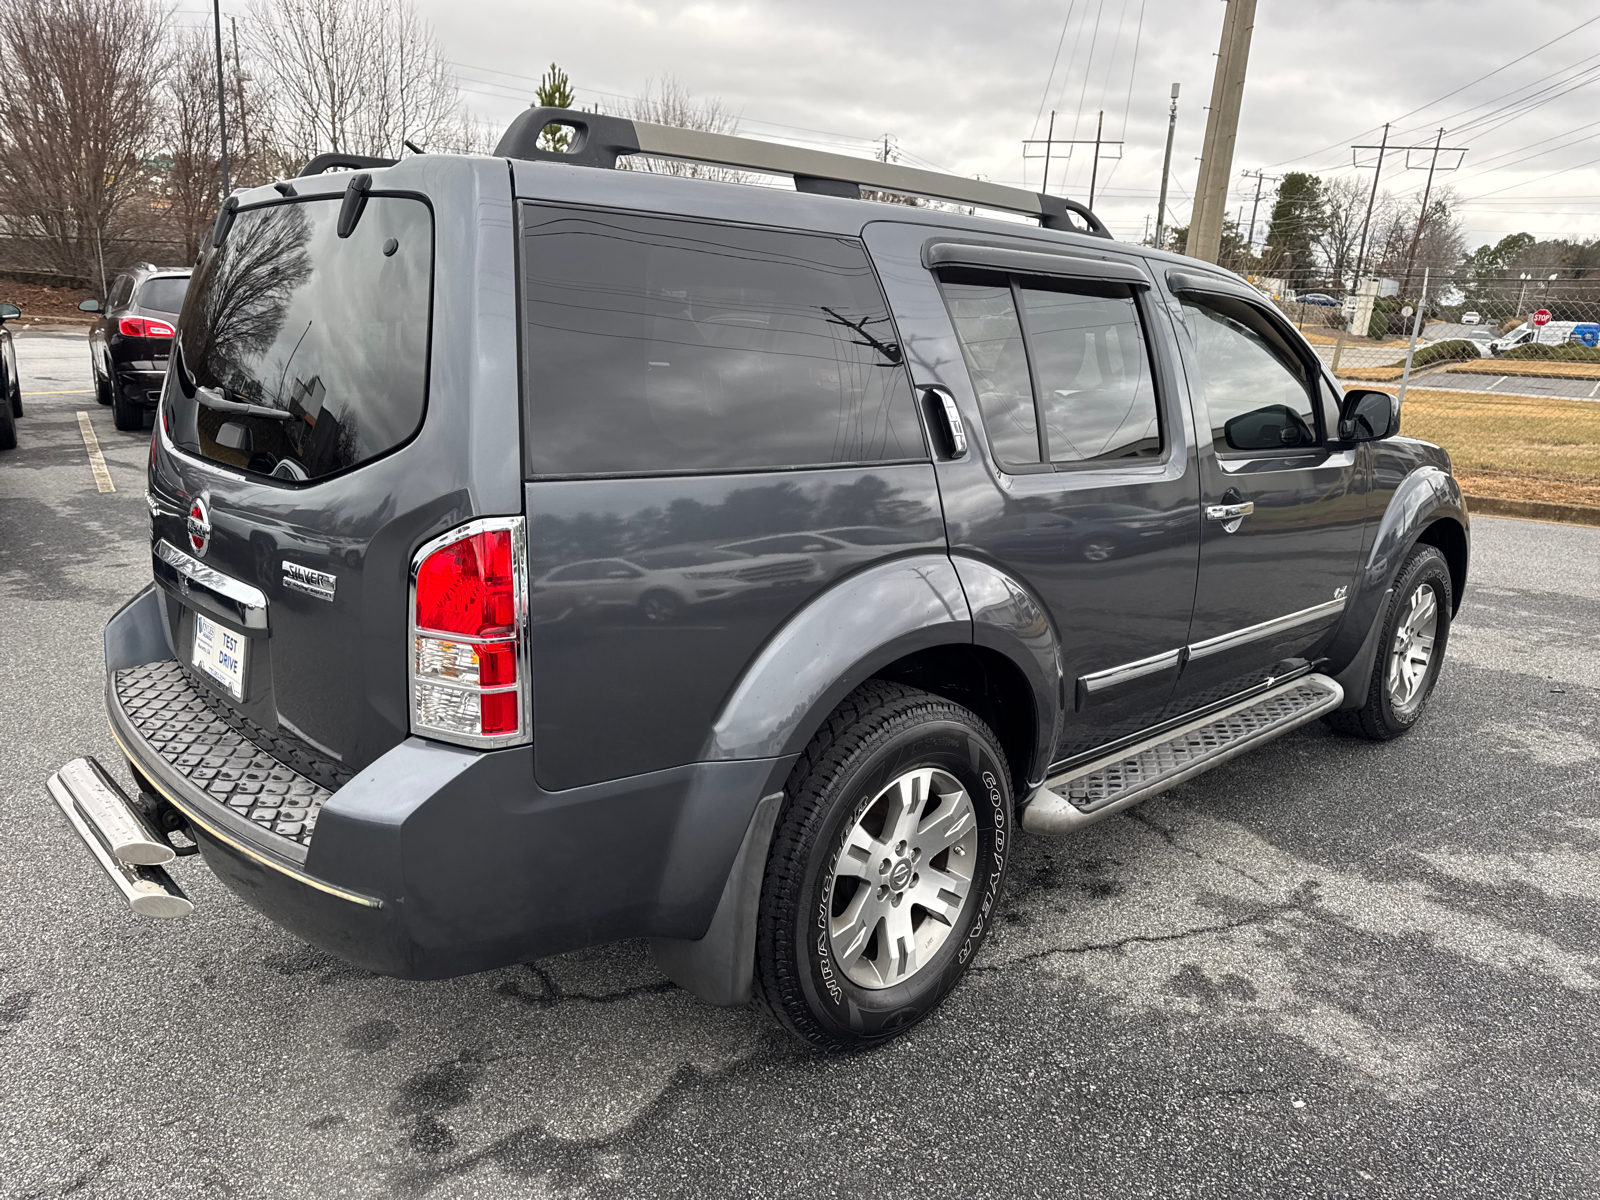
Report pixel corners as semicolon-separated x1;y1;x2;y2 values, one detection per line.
1337;388;1399;443
0;302;19;322
78;299;101;312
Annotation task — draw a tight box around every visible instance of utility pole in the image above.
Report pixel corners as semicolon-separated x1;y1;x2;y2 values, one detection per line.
231;16;249;169
1190;0;1257;264
1042;110;1057;195
1240;168;1280;251
1022;123;1124;205
1352;122;1388;284
1154;83;1179;250
211;0;230;197
1402;128;1446;298
1088;111;1105;209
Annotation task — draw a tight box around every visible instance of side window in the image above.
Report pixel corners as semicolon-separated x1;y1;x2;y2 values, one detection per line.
941;276;1040;467
1019;283;1161;463
1180;295;1320;453
940;269;1162;470
521;206;925;476
109;276;133;309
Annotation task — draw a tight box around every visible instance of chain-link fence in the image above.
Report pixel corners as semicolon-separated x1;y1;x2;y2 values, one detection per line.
1243;268;1600;512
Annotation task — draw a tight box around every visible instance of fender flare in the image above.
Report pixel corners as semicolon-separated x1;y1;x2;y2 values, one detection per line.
700;553;974;762
1327;464;1468;705
660;552;1065;1007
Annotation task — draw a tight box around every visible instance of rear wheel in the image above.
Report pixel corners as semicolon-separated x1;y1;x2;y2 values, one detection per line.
754;682;1012;1050
93;356;112;406
111;380;143;431
0;378;15;450
1325;544;1452;740
640;590;682;623
6;342;21;417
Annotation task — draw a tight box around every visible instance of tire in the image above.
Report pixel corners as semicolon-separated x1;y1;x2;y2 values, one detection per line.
6;343;22;418
111;380;143;431
754;681;1013;1050
94;357;112;406
0;380;15;450
1325;544;1452;741
640;590;683;623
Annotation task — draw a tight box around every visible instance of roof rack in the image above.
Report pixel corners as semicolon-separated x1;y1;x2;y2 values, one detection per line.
493;107;1112;240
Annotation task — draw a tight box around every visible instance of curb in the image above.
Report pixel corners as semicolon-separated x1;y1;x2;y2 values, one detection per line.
1465;494;1600;528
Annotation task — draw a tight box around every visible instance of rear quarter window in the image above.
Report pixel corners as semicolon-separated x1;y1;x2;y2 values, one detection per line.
520;206;925;476
137;276;189;315
168;194;432;482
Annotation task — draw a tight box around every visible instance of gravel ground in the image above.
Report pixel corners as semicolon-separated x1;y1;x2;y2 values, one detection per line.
2;331;1598;1200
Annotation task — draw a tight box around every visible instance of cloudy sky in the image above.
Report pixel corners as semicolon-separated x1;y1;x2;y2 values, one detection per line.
411;0;1600;252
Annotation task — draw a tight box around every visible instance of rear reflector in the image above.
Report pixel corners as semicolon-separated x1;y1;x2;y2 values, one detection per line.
118;317;175;338
409;518;528;747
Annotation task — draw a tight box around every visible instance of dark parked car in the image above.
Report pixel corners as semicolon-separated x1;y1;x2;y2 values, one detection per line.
49;112;1468;1050
79;264;190;431
1296;291;1340;306
0;301;21;450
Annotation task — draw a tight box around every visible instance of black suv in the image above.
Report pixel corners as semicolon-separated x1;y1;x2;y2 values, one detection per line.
0;299;22;450
79;264;191;431
49;111;1468;1049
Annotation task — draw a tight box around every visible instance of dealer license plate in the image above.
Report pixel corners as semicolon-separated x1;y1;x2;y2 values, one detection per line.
193;612;247;700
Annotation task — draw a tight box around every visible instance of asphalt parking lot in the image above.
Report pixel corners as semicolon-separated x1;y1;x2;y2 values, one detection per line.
2;330;1598;1200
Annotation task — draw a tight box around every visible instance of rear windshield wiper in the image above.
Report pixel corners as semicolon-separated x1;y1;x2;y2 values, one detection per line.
195;386;294;421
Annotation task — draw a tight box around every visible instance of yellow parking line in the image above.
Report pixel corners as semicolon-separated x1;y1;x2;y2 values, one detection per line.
23;389;93;395
76;411;115;493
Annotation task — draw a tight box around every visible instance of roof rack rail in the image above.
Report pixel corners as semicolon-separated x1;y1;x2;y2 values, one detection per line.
297;152;398;178
493;107;1112;240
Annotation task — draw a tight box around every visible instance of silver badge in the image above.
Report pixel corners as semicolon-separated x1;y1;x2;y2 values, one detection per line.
282;561;337;601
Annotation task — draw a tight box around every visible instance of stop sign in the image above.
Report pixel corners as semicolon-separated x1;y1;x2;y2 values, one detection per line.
1534;309;1552;326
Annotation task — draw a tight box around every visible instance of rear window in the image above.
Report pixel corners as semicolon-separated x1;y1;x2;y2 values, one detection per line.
137;276;189;314
520;206;924;476
168;195;432;482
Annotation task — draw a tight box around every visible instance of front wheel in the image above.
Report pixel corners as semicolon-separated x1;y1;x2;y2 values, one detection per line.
1325;544;1453;740
754;682;1012;1050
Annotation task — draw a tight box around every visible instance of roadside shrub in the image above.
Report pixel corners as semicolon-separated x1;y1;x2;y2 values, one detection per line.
1406;339;1482;368
1368;310;1389;339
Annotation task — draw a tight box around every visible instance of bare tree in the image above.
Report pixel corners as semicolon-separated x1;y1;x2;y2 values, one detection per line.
0;0;168;283
245;0;462;165
1314;173;1366;289
162;28;224;263
615;76;744;182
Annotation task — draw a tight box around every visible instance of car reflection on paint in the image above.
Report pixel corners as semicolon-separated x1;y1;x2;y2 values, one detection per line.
981;503;1182;564
528;542;823;626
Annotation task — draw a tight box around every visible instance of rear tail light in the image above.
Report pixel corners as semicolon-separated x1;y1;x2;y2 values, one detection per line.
409;517;529;747
118;317;175;338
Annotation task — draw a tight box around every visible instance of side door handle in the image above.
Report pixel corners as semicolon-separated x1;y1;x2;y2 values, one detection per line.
921;386;967;458
1205;501;1255;522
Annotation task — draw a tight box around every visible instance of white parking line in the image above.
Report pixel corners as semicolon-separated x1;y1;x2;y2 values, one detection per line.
76;411;115;493
1589;381;1600;398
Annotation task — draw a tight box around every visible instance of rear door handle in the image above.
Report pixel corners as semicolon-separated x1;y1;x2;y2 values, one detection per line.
1205;502;1255;522
922;386;967;458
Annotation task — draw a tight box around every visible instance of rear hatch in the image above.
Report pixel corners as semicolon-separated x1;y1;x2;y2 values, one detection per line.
148;186;436;772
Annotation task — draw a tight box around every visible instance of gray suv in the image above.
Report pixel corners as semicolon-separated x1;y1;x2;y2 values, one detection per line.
49;110;1467;1049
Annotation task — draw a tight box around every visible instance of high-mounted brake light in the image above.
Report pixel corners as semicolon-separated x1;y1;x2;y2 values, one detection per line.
409;517;529;747
118;317;175;338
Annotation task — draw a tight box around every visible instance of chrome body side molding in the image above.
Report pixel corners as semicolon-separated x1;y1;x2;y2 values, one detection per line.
1185;597;1346;662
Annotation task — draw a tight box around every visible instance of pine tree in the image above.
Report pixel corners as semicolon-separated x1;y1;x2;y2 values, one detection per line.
1263;172;1326;284
536;63;575;153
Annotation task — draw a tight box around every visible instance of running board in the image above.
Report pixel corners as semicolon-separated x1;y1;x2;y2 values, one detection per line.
1021;674;1343;835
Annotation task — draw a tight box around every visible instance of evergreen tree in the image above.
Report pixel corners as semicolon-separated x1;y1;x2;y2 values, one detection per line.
1263;172;1326;284
536;63;575;153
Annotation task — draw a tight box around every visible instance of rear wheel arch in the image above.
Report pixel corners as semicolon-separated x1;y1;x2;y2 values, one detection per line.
870;644;1039;802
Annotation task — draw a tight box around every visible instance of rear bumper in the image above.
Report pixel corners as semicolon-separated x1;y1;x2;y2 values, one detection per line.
91;585;793;979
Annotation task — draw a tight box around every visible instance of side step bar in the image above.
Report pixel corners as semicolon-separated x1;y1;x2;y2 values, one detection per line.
47;757;193;919
1022;674;1344;835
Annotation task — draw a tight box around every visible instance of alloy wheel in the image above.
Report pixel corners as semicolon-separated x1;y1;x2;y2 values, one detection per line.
1386;583;1438;712
826;766;978;990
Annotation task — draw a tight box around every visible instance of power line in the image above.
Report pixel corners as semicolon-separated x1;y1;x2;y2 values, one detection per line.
1030;1;1079;141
